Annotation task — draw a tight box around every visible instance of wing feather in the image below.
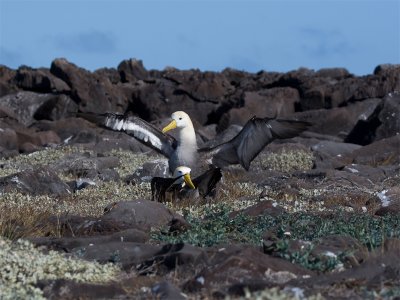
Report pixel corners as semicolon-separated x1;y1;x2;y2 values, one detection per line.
202;117;310;170
78;113;176;158
192;166;222;198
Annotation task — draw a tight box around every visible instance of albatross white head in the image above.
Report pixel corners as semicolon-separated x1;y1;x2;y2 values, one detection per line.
162;111;194;133
173;166;196;189
162;111;197;147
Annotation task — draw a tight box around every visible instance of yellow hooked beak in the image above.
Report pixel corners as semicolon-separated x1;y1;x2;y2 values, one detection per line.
162;120;177;133
183;173;196;189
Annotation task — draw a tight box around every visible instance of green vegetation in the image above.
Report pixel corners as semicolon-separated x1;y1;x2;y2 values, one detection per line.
0;145;399;298
152;203;400;272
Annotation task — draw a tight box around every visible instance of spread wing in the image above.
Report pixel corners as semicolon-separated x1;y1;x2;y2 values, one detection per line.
192;166;222;198
78;113;176;158
200;117;311;170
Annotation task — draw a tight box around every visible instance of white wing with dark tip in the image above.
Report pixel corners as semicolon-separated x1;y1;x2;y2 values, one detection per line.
200;117;311;170
78;113;176;158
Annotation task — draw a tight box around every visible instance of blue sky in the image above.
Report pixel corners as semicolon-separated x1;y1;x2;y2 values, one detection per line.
0;0;399;75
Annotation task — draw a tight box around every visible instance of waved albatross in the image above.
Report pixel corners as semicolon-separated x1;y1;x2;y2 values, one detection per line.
151;165;222;202
80;111;310;173
151;166;195;202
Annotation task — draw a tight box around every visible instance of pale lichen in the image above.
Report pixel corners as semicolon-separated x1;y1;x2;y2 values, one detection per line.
104;149;160;178
0;181;151;218
259;149;314;172
0;237;120;299
0;146;86;178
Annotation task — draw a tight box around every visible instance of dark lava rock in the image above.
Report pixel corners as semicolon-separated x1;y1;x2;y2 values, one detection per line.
222;87;300;126
293;98;382;141
0;127;18;150
0;65;19;96
72;241;162;270
33;94;78;121
39;279;127;300
184;246;312;294
32;117;99;143
375;91;400;141
40;214;133;237
54;153;120;178
229;200;284;218
118;58;149;82
291;241;400;298
14;66;71;93
348;135;400;166
30;228;149;250
127;68;235;125
0;166;71;196
101;199;185;231
0;91;67;126
129;159;170;182
278;65;400;110
50;58;129;114
139;242;208;275
310;140;361;157
151;281;187;300
0;129;60;156
310;235;368;268
375;186;400;216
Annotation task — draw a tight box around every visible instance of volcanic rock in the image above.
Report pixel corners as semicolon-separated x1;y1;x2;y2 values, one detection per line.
101;199;185;231
14;66;70;93
50;58;130;114
0;166;71;196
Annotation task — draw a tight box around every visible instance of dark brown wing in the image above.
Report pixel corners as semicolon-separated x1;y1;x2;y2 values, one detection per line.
192;166;222;198
200;117;310;170
151;177;176;202
78;113;176;158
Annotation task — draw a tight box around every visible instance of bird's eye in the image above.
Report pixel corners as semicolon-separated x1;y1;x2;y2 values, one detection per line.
179;117;182;120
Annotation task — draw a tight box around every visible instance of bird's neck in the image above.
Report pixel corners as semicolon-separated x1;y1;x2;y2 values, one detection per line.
178;127;197;149
173;175;184;186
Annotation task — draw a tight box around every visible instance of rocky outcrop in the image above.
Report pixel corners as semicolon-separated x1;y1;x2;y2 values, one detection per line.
0;59;399;299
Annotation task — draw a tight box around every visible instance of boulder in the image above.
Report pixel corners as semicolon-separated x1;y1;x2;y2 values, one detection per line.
348;135;400;166
0;128;18;150
0;167;72;196
139;243;208;274
118;58;149;82
30;228;149;250
151;281;187;300
101;199;185;231
375;187;400;216
14;66;70;93
32;117;99;143
375;92;400;141
0;65;19;96
72;241;161;269
292;98;382;141
40;279;127;299
0;91;64;126
183;246;312;294
50;58;129;114
229;200;284;218
222;87;300;126
54;153;120;178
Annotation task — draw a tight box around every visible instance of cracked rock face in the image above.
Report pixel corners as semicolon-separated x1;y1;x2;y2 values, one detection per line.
0;60;399;299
